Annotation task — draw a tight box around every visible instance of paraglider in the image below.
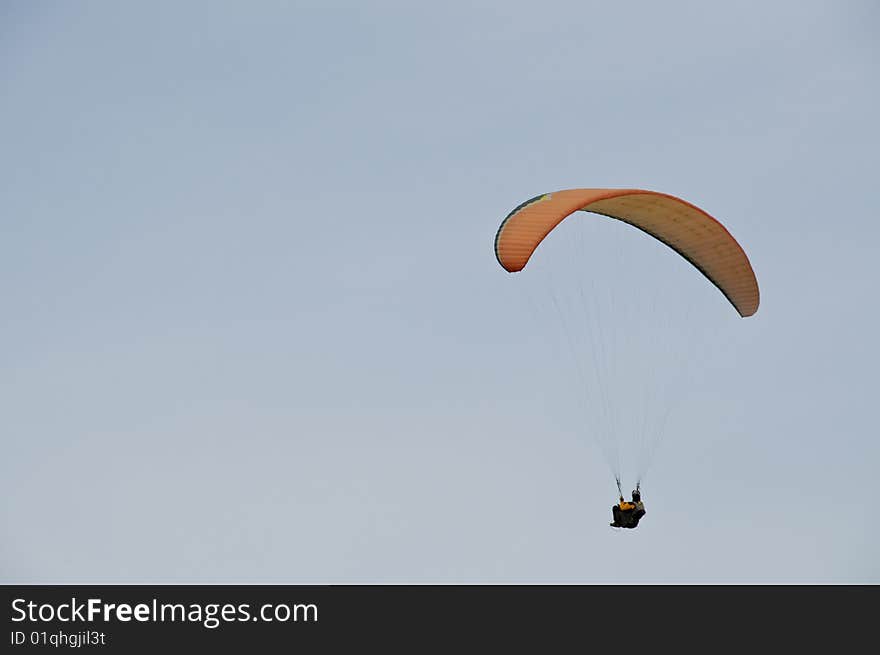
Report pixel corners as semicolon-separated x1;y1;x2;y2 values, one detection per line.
494;188;759;529
611;484;646;529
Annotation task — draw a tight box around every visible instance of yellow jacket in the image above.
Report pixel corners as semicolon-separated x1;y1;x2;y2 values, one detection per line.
618;501;636;511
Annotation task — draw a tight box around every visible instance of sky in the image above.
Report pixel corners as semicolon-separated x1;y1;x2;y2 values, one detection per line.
2;1;878;583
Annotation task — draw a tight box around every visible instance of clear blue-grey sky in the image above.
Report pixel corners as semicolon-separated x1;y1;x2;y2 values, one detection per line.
2;1;877;583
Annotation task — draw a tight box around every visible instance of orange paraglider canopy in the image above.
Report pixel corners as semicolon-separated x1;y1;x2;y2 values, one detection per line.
494;188;759;317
